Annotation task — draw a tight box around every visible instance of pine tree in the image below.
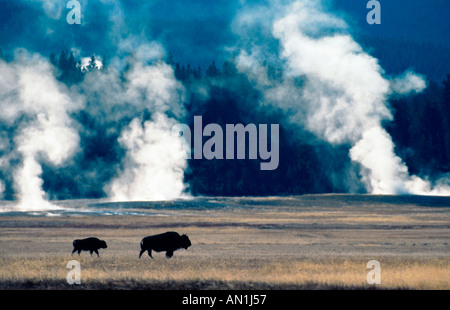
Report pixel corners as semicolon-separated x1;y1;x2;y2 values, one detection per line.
205;61;219;77
86;55;97;71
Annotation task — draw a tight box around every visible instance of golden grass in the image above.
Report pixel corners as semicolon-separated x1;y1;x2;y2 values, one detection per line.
0;196;449;290
0;254;448;290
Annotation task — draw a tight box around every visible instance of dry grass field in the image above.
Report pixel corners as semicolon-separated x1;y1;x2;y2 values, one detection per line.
0;195;449;290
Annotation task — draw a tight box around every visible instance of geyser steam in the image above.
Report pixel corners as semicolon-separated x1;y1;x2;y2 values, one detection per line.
235;0;450;195
0;51;82;210
1;0;448;212
82;53;188;202
0;43;188;209
106;113;188;202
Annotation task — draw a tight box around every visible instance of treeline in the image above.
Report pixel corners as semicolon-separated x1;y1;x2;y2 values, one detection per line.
387;76;450;177
49;50;103;85
47;49;450;197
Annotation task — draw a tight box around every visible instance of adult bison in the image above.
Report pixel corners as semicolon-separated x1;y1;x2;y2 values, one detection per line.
72;237;108;257
139;232;191;259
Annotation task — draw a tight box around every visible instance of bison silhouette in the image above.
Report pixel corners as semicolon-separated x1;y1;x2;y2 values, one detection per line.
139;231;191;259
72;237;108;257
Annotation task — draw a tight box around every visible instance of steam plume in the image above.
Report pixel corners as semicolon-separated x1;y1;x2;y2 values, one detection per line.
103;58;188;201
80;49;188;202
1;0;448;211
106;113;188;201
0;50;82;210
235;0;450;195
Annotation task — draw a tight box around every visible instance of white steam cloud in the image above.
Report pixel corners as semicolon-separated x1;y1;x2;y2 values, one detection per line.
0;41;188;210
235;0;450;196
1;0;448;212
80;56;103;70
97;57;188;202
0;50;83;210
106;113;188;201
390;70;427;95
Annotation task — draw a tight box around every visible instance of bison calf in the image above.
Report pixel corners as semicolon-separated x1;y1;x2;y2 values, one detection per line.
139;232;191;259
72;237;107;257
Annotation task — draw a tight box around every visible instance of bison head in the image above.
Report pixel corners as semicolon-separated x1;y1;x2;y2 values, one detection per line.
99;240;108;249
181;234;191;249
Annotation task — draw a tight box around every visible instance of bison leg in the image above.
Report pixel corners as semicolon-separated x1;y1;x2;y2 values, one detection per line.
94;250;100;257
148;249;153;259
166;250;173;258
77;249;81;255
71;248;77;255
139;249;145;258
